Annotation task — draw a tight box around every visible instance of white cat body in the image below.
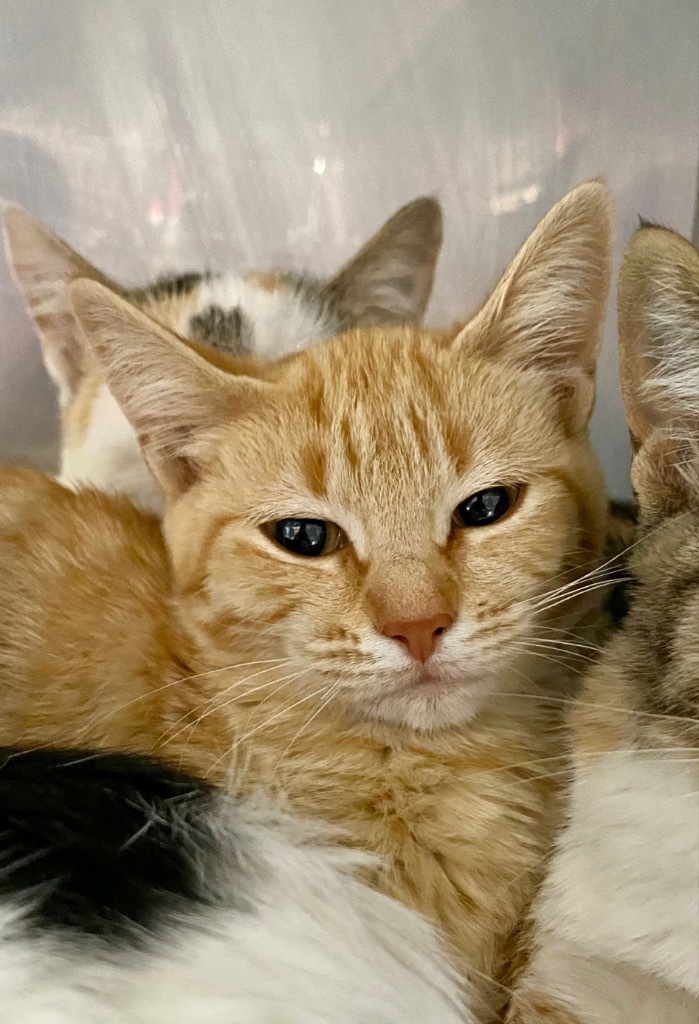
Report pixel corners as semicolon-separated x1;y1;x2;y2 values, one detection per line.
520;750;699;1022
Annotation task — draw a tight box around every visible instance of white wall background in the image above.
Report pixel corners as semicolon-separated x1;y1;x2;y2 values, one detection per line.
1;0;697;496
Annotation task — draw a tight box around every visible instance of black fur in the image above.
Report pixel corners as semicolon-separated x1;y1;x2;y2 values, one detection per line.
127;271;206;305
603;569;637;627
636;216;670;232
608;499;639;526
189;304;251;354
603;500;639;627
0;748;224;944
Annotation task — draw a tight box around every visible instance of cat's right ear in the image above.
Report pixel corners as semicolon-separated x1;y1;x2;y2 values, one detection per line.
617;224;699;521
69;279;270;499
323;196;443;326
455;180;613;435
3;207;118;405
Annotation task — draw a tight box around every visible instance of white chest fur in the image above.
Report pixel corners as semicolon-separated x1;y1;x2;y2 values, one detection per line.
59;384;164;515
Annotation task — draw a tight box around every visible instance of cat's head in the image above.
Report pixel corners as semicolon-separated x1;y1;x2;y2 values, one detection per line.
70;182;612;733
617;223;699;722
3;198;442;513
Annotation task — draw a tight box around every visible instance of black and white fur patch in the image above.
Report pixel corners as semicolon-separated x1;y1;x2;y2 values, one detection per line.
189;303;252;354
0;747;468;1024
0;748;223;943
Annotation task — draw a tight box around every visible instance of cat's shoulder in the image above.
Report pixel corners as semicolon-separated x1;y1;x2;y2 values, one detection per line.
0;466;64;521
0;467;164;557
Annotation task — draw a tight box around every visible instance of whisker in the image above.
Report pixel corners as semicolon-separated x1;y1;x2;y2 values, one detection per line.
507;644;586;675
174;673;312;778
491;690;699;726
171;657;290;688
235;682;333;748
525;634;602;653
272;681;343;774
151;665;298;751
530;560;627;610
203;677;329;779
510;640;598;665
469;746;699;782
535;573;630;607
78;658;288;735
498;766;574;789
534;577;631;615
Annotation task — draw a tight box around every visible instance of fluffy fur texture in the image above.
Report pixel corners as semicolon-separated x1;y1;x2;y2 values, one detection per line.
506;224;699;1024
3;198;442;513
0;182;613;1018
0;747;466;1024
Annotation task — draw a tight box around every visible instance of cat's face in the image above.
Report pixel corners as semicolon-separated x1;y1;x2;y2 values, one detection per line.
617;224;699;724
169;328;606;731
71;181;612;732
3;198;442;514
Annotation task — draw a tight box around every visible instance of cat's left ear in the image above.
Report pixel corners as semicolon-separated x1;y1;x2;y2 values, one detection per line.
457;180;613;432
69;279;270;499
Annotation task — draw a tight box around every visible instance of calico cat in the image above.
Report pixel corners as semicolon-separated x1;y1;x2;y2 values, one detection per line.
506;224;699;1023
0;181;613;1019
0;746;466;1023
3;197;442;513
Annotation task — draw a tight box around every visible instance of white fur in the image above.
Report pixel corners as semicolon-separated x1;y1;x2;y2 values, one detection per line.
59;384;164;515
521;940;698;1024
523;751;699;1021
189;274;337;359
0;802;470;1024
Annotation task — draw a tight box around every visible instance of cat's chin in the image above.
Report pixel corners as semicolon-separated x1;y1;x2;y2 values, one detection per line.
359;673;498;733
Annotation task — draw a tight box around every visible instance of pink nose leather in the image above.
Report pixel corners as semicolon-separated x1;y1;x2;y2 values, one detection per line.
381;614;454;663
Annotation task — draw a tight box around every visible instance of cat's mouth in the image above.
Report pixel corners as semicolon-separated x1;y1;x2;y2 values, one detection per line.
415;670;452;690
392;664;474;696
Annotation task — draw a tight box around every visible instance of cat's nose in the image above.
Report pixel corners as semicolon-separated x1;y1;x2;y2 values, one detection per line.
381;614;454;663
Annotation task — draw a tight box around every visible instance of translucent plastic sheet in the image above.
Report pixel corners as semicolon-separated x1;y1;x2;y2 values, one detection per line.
1;0;697;495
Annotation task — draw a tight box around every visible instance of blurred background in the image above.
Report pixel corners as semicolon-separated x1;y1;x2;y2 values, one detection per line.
0;0;697;496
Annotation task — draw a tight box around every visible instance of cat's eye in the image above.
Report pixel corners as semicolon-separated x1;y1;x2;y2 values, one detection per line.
452;485;520;528
264;518;346;558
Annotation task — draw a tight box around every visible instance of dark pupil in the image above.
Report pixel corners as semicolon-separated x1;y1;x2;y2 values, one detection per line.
460;487;510;525
275;518;327;556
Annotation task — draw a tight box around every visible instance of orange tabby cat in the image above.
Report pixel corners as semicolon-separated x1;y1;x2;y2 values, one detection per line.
0;182;612;1019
